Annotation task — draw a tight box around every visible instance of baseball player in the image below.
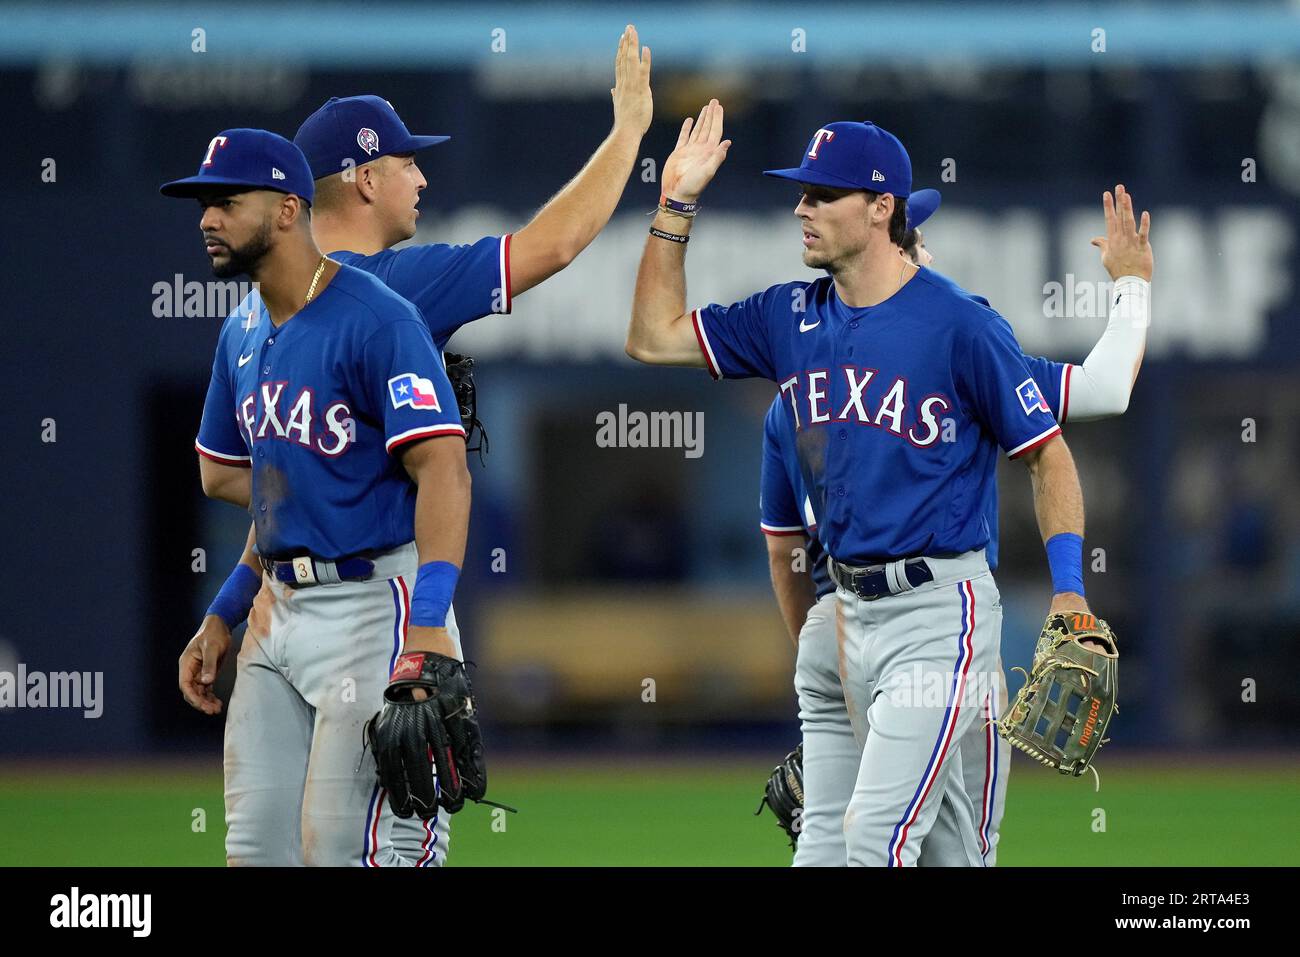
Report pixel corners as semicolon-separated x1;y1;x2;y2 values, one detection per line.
627;105;1146;865
759;186;1154;865
166;129;480;867
179;27;654;866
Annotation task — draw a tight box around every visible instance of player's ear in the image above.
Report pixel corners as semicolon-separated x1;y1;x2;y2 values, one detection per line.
356;160;382;204
876;193;894;226
276;193;308;230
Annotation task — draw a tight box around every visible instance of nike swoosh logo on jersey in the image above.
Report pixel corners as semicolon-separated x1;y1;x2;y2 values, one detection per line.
798;317;820;332
238;351;255;367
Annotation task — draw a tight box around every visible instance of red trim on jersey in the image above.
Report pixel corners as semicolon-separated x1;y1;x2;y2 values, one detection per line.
761;525;805;537
385;424;468;455
691;309;722;380
195;441;251;467
1060;364;1074;424
1007;424;1062;460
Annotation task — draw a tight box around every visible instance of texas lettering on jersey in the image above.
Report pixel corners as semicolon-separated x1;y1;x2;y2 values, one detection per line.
196;265;465;559
778;368;951;448
238;382;356;458
695;269;1064;562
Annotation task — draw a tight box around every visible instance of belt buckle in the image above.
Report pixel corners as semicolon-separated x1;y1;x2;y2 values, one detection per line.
857;563;886;602
835;560;884;602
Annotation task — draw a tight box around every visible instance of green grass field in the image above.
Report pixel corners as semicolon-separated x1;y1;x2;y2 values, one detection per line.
1;757;1296;866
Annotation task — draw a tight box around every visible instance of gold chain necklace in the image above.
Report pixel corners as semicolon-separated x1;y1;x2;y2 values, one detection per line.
303;256;329;307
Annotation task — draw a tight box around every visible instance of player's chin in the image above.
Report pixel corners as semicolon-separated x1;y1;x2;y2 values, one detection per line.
209;255;241;279
801;248;831;270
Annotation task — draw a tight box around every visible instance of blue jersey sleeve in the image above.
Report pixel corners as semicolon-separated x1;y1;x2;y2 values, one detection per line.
195;320;251;466
760;401;805;535
359;318;467;455
692;285;784;381
369;235;511;346
958;312;1062;459
1019;354;1073;423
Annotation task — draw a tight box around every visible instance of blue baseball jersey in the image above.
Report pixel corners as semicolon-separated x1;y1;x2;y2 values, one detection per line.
697;267;1062;564
330;235;511;349
761;360;1070;578
196;264;466;560
760;396;832;598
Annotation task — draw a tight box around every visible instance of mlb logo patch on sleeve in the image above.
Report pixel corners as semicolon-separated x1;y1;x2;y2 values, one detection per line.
388;373;442;411
1016;378;1050;415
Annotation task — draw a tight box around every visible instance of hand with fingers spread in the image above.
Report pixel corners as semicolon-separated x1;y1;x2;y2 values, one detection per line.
178;616;232;716
611;24;653;138
661;98;732;204
1091;183;1153;282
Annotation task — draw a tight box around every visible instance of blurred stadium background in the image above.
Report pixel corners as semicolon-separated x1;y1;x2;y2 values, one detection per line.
2;1;1299;865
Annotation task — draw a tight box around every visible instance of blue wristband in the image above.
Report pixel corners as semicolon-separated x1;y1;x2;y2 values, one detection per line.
1045;532;1085;596
409;561;460;628
206;563;262;630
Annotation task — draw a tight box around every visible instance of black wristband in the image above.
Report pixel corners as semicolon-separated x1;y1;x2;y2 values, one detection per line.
649;226;689;244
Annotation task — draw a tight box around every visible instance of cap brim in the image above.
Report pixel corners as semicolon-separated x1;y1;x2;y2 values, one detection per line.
907;188;941;229
405;134;450;150
762;167;867;189
763;167;910;196
160;176;280;199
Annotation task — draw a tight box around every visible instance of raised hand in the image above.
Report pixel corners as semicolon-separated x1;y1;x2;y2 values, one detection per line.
1090;184;1153;282
611;24;653;137
661;99;732;203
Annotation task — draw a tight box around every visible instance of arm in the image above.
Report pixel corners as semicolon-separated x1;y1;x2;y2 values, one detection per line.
399;436;472;659
509;25;653;297
1020;435;1089;617
198;455;251;508
1059;275;1149;419
626;99;731;365
179;523;260;715
766;535;816;646
1067;184;1154;420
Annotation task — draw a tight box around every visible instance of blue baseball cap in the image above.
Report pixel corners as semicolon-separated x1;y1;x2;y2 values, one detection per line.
160;128;315;205
764;121;912;198
294;95;450;180
907;188;940;229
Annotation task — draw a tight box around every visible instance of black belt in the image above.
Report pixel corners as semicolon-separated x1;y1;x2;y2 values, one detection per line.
827;556;934;601
259;553;376;588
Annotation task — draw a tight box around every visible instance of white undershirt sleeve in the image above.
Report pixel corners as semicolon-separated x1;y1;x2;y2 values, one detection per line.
1063;275;1150;421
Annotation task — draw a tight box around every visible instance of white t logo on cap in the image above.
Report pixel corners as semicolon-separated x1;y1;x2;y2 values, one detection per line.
202;135;229;167
807;128;836;159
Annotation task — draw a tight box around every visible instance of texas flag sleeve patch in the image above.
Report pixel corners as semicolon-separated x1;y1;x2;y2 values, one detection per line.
1016;377;1051;416
388;373;443;411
